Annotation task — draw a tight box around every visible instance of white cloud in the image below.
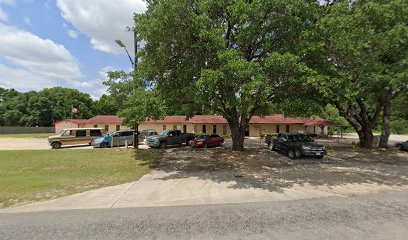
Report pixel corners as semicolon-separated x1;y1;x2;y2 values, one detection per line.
23;16;31;25
71;66;115;99
67;29;78;39
0;0;15;22
0;24;91;94
56;0;146;54
0;24;81;81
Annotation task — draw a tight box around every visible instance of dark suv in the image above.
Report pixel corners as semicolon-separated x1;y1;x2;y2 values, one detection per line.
268;133;326;159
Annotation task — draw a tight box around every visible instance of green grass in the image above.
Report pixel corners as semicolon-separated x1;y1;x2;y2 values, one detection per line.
0;133;54;138
0;149;160;208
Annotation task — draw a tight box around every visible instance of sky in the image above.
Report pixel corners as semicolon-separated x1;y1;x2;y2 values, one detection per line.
0;0;146;99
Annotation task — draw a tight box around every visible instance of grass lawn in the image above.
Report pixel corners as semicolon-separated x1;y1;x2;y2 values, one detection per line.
0;149;160;208
0;133;54;138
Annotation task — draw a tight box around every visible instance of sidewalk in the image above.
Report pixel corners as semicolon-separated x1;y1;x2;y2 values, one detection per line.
0;170;339;213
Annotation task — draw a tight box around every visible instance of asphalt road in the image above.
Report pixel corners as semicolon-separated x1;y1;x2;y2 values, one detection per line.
1;191;407;240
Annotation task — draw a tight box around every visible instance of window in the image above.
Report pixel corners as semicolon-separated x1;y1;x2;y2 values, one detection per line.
94;125;98;128
183;125;187;133
76;130;86;137
223;125;227;135
163;125;167;130
116;125;120;131
90;130;102;136
286;125;290;133
120;131;133;136
63;130;72;136
212;125;217;134
276;125;280;133
104;125;109;132
173;125;177;130
202;125;207;134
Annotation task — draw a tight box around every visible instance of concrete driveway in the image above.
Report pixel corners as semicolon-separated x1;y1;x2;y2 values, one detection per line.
0;170;338;213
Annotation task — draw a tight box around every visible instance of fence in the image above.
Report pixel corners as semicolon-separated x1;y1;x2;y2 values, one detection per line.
0;127;55;134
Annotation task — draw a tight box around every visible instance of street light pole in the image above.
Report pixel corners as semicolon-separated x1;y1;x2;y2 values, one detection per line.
115;29;139;149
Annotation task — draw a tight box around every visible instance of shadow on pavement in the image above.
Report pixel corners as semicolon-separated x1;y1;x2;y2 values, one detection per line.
146;142;408;193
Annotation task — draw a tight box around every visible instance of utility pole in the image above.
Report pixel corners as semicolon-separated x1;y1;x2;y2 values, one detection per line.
115;28;139;149
133;29;139;149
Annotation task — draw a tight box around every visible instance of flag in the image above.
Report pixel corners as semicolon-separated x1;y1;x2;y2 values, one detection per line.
72;107;79;114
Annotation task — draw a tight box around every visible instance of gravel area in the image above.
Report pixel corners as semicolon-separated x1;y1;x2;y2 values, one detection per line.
154;142;408;196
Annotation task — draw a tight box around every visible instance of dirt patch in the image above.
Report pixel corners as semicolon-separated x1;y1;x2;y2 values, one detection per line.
153;145;408;196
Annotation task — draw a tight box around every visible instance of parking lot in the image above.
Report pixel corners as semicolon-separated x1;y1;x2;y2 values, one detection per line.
155;143;408;197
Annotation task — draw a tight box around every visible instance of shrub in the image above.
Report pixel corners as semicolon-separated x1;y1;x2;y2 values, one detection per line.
390;119;408;134
223;134;232;138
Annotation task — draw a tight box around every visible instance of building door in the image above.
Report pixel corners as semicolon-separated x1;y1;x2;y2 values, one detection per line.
276;125;280;133
183;125;187;133
202;125;207;134
285;125;290;133
212;125;217;134
245;125;249;137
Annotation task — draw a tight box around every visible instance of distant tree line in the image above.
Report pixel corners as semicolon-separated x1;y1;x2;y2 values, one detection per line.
0;87;118;127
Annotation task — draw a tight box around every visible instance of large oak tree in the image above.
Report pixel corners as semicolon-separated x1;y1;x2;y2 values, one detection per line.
135;0;320;150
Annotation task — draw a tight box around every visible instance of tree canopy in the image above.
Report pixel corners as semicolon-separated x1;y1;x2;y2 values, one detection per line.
135;0;323;150
0;87;117;127
311;0;408;147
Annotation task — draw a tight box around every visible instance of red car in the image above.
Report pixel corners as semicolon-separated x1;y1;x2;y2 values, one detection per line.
189;134;224;148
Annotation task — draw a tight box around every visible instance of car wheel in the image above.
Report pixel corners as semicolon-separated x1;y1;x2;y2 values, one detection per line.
101;142;110;148
204;143;208;148
51;142;61;149
269;142;275;151
398;144;403;150
295;149;302;158
160;142;167;149
288;149;296;159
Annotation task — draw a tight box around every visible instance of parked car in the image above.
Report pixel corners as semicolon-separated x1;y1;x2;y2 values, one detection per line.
48;128;103;149
146;130;195;148
396;140;408;151
138;129;158;143
268;133;326;159
189;134;224;148
92;130;134;148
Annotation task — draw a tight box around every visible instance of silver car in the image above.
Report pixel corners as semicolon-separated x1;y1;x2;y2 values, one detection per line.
92;130;134;148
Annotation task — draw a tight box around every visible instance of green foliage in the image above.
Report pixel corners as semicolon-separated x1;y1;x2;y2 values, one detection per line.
104;71;167;128
135;0;323;150
390;119;408;134
91;94;118;116
0;87;115;127
309;0;408;146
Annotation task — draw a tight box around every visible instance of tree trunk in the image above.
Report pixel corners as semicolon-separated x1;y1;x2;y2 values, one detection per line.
228;118;246;151
379;91;392;148
356;126;374;148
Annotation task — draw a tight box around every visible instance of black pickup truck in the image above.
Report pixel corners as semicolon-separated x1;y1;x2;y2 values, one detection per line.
268;133;326;159
146;130;195;148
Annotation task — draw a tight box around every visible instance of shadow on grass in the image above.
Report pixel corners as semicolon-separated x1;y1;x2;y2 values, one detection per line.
145;146;408;193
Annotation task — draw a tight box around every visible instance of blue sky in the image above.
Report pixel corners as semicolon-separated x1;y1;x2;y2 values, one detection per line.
0;0;146;99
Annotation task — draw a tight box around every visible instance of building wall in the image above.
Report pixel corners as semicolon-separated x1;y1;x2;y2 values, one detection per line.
55;121;79;133
83;124;130;133
71;122;329;136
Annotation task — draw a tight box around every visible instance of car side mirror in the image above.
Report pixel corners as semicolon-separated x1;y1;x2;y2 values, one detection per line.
169;134;173;137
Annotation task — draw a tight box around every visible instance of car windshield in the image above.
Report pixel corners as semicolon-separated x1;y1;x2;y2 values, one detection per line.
287;135;300;142
197;135;207;140
298;135;313;142
57;130;65;136
286;134;313;142
160;130;169;136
